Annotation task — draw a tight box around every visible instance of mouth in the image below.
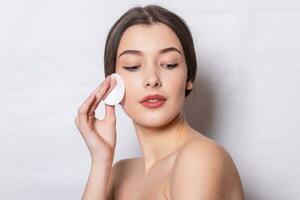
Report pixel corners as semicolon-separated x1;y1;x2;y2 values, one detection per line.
140;98;166;109
140;94;167;103
139;93;167;108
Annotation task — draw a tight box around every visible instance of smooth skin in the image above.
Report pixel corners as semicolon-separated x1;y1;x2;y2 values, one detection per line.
75;76;118;200
75;22;245;200
75;75;117;163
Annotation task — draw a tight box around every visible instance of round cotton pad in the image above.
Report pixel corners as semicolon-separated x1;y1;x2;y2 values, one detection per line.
103;73;125;106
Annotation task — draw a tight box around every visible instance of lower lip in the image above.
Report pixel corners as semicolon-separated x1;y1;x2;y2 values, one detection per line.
141;100;166;108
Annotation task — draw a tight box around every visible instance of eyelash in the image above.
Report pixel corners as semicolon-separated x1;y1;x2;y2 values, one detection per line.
123;63;178;71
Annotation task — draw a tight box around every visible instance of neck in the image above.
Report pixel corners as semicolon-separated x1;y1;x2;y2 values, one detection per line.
133;112;195;174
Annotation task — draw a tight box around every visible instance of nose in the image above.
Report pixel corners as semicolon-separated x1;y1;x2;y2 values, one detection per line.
144;68;162;88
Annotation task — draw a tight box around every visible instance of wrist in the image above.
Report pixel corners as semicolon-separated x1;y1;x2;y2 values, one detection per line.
91;157;113;166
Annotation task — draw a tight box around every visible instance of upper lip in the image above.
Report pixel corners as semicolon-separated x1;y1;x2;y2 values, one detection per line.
140;94;167;103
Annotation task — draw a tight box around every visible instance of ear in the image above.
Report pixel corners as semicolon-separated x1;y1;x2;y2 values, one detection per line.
185;79;193;90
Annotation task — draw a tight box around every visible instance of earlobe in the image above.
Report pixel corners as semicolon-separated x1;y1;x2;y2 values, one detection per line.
186;80;193;90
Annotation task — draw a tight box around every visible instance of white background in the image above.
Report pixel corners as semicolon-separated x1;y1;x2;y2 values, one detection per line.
1;0;299;199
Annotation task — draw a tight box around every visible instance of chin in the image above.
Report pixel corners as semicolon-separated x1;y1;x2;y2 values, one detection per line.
137;116;171;128
128;109;182;129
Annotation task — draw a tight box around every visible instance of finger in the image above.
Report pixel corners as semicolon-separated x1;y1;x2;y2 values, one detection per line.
105;103;116;122
91;75;111;96
87;79;111;116
88;76;111;110
88;77;117;116
102;78;117;100
77;76;111;125
77;94;97;124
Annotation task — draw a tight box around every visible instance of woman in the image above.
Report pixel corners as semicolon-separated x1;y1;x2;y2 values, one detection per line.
75;4;245;200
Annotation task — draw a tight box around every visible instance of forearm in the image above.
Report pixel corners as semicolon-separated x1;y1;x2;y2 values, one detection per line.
82;160;112;200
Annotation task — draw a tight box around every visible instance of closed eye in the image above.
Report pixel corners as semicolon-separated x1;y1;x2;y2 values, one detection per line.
123;63;178;71
123;66;140;71
163;63;178;69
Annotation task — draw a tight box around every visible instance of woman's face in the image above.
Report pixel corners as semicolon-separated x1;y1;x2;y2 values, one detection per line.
115;23;192;128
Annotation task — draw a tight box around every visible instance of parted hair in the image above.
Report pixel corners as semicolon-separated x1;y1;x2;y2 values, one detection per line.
104;4;197;97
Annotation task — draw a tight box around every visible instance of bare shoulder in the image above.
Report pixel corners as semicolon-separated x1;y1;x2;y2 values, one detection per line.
113;157;137;168
171;133;245;199
114;157;142;167
176;135;233;169
113;157;140;170
106;158;140;200
112;157;142;179
174;135;234;182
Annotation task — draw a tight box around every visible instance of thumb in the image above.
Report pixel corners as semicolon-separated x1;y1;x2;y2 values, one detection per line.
105;103;116;122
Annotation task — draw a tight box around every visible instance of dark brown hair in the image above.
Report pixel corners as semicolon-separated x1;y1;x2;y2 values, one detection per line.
104;4;197;97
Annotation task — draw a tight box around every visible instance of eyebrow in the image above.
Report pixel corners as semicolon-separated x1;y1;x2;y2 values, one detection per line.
117;47;182;58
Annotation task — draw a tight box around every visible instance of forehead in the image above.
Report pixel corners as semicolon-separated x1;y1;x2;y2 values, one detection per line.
117;23;183;57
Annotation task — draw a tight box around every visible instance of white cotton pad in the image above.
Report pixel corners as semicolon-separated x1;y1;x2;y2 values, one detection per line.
103;73;125;105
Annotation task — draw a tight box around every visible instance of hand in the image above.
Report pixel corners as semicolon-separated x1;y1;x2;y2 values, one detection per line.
74;75;117;163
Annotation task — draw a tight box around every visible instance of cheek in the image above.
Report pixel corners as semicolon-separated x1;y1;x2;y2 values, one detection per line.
120;77;141;106
165;72;186;96
125;76;140;94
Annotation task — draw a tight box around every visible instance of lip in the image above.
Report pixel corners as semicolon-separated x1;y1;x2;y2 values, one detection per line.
139;94;167;103
139;94;167;109
141;100;165;108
